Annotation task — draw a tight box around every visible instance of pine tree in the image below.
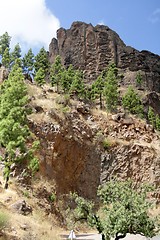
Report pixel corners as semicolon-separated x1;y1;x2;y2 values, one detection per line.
91;73;105;109
69;70;85;98
0;62;39;188
50;55;64;91
34;47;49;74
2;47;10;68
148;106;156;127
10;43;22;67
22;48;34;75
122;86;143;115
104;63;118;111
136;71;143;88
155;115;160;131
60;64;75;92
0;32;11;59
34;67;45;86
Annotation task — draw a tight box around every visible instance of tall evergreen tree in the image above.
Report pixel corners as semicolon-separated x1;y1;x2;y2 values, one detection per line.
104;63;118;111
0;32;11;59
2;47;10;68
69;70;85;98
136;71;143;88
60;64;75;92
34;47;49;74
10;43;22;67
50;55;64;91
91;73;105;109
22;48;34;75
34;67;45;86
0;61;38;188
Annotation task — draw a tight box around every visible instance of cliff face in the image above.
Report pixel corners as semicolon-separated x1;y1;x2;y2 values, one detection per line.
27;84;160;201
49;21;160;91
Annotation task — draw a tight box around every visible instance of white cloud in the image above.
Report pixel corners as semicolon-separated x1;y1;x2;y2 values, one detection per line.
149;8;160;24
98;20;105;25
0;0;60;52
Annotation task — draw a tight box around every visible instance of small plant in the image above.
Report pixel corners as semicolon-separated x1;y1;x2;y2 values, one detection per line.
28;157;39;175
103;138;112;150
23;190;30;198
62;106;70;113
102;137;116;150
49;192;56;202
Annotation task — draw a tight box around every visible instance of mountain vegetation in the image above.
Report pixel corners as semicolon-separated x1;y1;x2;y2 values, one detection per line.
0;30;160;239
68;180;159;240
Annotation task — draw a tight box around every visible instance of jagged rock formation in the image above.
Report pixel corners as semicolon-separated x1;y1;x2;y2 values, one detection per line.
49;21;160;91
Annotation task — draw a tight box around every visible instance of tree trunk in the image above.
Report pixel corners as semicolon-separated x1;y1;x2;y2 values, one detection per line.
102;233;105;240
4;175;9;189
100;93;103;109
115;233;126;240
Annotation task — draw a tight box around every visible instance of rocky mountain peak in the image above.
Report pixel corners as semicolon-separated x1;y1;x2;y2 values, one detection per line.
49;21;160;92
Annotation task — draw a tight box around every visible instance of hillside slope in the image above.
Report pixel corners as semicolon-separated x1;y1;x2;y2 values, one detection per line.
27;82;160;201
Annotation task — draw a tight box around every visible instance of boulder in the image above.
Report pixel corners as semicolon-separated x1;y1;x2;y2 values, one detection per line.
10;200;32;215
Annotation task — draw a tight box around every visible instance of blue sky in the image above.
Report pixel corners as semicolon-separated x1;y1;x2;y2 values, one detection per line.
0;0;159;55
46;0;160;55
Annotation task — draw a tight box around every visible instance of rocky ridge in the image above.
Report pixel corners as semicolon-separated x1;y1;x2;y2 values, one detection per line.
49;21;160;93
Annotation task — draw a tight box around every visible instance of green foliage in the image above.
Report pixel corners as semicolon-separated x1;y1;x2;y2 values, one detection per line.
23;48;34;74
60;65;75;92
69;70;85;98
0;62;39;187
148;106;156;127
2;47;10;68
136;71;143;87
66;193;95;227
0;32;11;59
0;212;9;231
34;67;45;86
23;190;30;198
10;43;22;66
147;107;160;131
97;180;158;240
34;47;49;74
49;192;56;202
156;115;160;131
104;63;118;111
103;138;112;150
71;181;159;240
122;86;143;116
28;157;39;175
91;73;104;109
50;55;64;91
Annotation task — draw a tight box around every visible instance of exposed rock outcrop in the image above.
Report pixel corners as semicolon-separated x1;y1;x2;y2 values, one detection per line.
49;21;160;91
28;84;160;200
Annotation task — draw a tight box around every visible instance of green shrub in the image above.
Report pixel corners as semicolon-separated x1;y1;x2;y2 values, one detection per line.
28;157;39;175
103;138;112;150
49;193;56;202
148;107;156;127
